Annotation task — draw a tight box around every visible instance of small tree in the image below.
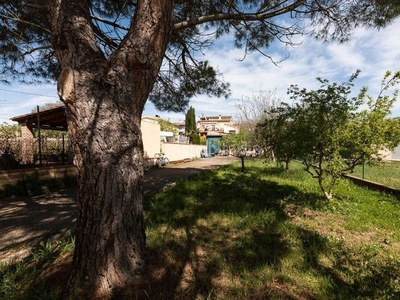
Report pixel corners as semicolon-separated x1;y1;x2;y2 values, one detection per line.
191;134;201;145
200;135;207;145
283;71;365;199
341;71;400;168
236;90;282;146
258;109;297;171
276;70;400;200
185;106;200;144
220;131;247;153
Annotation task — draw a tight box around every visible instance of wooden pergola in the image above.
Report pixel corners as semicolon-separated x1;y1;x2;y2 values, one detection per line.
11;104;68;164
11;104;68;133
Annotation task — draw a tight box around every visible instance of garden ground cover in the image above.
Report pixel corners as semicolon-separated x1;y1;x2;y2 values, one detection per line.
1;159;400;299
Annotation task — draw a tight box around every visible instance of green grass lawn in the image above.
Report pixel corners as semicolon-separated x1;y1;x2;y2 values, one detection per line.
1;159;400;299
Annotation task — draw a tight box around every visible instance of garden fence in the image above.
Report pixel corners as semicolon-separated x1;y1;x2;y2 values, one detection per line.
351;160;400;190
0;137;73;170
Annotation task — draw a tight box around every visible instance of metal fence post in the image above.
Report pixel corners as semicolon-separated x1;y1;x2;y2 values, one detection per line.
37;106;42;165
362;161;365;180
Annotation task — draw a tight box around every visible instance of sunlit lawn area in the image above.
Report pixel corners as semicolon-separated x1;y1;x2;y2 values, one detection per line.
1;159;400;299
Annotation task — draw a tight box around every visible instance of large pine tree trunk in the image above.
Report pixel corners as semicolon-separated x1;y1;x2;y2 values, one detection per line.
47;0;174;297
64;76;148;298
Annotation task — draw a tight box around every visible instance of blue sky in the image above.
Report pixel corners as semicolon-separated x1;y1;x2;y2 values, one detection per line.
1;17;400;125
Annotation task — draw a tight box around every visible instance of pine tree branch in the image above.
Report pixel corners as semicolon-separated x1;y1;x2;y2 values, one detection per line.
173;0;305;31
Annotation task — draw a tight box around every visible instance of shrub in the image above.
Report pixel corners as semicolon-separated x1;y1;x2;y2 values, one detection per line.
0;148;19;170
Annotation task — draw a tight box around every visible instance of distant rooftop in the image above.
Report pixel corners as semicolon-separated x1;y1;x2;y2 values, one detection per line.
198;115;232;121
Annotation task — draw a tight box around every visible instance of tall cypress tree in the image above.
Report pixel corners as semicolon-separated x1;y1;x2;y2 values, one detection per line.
185;106;196;134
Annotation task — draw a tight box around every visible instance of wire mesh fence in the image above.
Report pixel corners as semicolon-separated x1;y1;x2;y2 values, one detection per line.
351;160;400;190
0;137;73;170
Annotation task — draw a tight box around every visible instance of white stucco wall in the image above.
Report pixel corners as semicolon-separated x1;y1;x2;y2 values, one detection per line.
161;143;205;162
387;145;400;161
141;116;161;159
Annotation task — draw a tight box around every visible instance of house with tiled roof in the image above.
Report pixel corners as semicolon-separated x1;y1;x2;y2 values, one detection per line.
196;114;239;136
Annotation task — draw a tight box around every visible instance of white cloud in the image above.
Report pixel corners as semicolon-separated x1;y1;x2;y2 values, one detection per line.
0;85;58;124
178;17;400;120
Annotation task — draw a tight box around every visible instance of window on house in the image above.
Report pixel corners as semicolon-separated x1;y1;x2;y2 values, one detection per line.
211;125;215;131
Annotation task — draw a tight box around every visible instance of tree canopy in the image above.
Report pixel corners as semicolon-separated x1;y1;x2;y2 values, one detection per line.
259;70;400;199
158;117;178;136
0;122;20;139
2;1;399;111
236;89;282;147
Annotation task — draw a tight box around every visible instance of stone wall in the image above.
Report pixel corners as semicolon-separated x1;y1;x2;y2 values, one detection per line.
0;165;76;189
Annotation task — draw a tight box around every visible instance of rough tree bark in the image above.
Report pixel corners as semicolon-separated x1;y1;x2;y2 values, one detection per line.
47;0;173;298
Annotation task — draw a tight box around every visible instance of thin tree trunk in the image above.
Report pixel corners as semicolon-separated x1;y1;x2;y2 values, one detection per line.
318;173;333;200
285;158;290;172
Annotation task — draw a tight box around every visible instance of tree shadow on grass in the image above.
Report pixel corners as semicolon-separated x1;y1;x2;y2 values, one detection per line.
135;166;314;299
297;227;400;299
134;164;400;299
0;188;77;256
0;233;74;300
5;162;399;299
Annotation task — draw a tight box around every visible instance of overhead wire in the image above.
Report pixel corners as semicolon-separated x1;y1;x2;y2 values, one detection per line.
0;88;58;98
0;88;59;123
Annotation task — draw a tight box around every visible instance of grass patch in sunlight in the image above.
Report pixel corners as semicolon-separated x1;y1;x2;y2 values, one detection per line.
140;159;400;299
0;235;74;300
2;159;400;299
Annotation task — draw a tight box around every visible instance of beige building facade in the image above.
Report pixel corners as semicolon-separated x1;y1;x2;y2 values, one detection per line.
10;107;210;167
196;114;239;136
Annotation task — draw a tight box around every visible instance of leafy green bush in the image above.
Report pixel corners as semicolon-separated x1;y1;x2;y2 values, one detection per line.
0;149;19;170
191;133;200;144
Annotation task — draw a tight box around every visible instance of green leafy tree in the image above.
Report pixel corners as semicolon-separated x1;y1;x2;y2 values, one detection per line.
159;118;177;135
220;131;247;152
287;71;362;199
185;106;196;134
191;133;201;144
185;106;200;144
258;109;298;170
267;71;400;200
341;71;400;167
1;1;399;297
0;122;20;139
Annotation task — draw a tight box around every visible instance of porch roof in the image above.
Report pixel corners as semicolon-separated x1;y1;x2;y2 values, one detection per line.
11;104;67;131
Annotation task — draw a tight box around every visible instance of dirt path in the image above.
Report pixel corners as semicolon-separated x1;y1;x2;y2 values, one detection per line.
0;156;238;263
